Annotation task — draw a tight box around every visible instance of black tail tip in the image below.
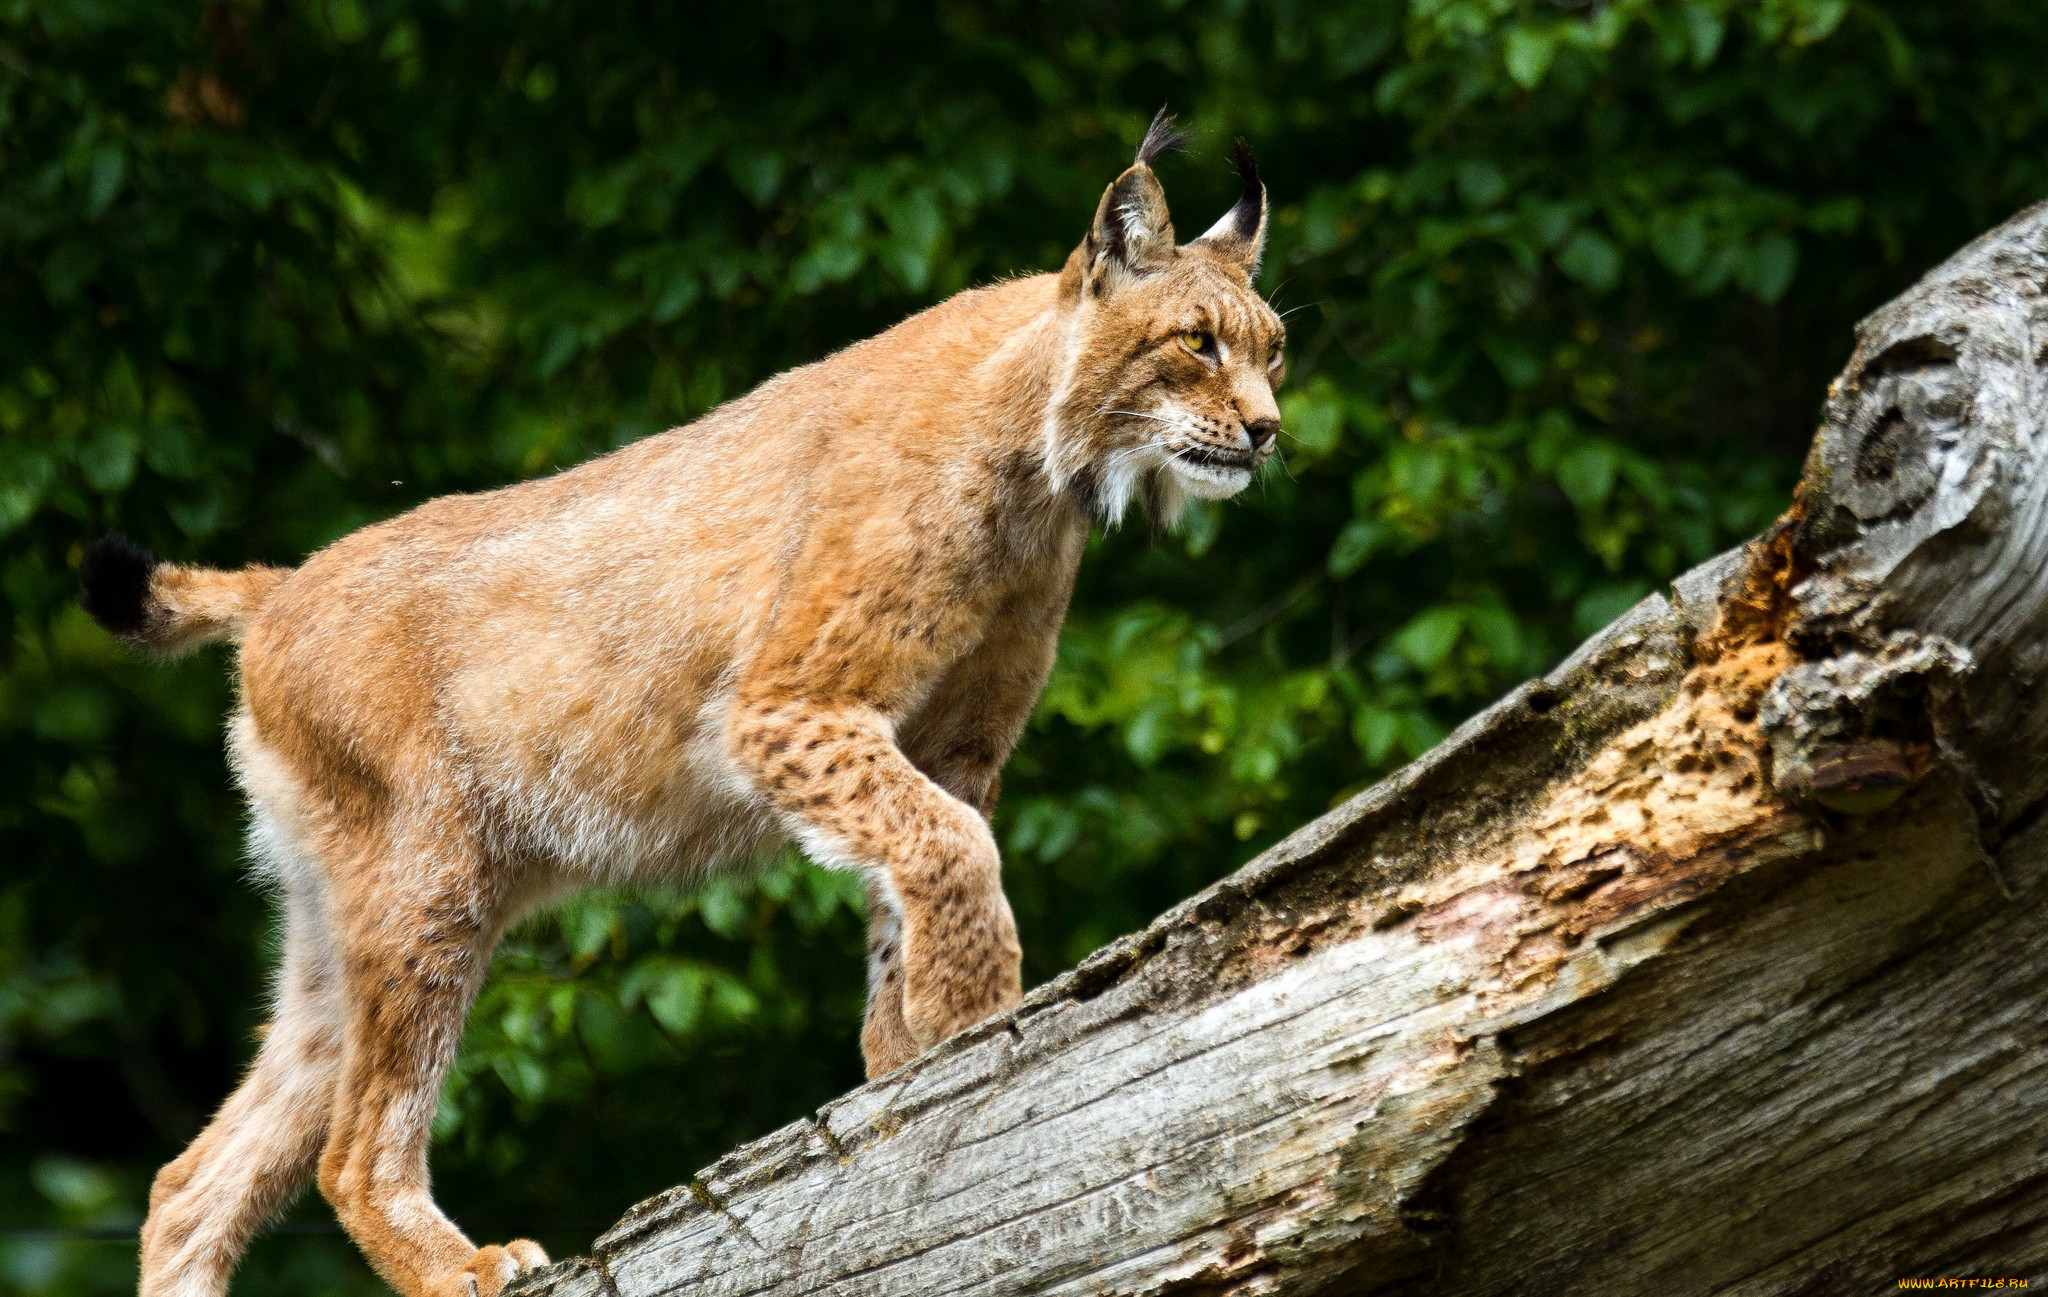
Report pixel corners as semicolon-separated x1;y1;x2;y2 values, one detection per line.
80;534;159;637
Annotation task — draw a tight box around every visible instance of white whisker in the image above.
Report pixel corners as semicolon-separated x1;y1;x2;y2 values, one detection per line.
1099;409;1178;426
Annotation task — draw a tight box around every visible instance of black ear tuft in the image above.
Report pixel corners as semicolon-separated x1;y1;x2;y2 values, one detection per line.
1190;135;1269;272
1226;137;1263;239
1135;106;1194;169
80;533;159;637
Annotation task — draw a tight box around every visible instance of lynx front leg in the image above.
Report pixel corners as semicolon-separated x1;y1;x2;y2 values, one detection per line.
731;699;1023;1076
858;617;1064;1076
858;874;919;1079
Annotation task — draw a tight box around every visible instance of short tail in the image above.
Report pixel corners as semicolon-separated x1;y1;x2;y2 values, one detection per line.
80;535;291;655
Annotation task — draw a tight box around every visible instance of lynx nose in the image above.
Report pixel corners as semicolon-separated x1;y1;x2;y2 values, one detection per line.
1245;418;1280;451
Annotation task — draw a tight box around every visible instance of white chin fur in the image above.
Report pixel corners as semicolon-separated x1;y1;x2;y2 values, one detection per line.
1168;457;1254;500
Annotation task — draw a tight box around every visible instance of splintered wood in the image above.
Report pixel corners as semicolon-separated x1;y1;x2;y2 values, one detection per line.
1474;637;1810;1010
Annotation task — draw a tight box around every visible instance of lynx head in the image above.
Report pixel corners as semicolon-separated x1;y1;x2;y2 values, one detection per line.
1047;111;1284;528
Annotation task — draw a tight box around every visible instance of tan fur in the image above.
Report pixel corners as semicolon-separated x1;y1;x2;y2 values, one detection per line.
138;564;291;654
121;124;1284;1297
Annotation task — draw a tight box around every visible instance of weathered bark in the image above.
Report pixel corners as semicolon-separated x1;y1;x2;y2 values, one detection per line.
511;202;2048;1296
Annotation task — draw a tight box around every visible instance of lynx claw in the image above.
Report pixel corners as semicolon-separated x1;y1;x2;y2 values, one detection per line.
454;1240;550;1297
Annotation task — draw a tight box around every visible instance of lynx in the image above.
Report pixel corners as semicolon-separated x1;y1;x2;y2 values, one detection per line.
82;113;1285;1297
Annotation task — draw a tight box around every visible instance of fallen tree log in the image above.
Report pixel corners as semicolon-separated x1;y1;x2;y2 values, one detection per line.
510;201;2048;1296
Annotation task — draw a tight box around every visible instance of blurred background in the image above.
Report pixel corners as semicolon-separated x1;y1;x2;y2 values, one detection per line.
4;0;2047;1291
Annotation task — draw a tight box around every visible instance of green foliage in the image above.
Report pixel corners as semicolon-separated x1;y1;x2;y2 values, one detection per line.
5;0;2047;1290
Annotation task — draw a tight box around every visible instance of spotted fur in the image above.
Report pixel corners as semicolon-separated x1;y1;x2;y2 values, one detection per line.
101;118;1284;1297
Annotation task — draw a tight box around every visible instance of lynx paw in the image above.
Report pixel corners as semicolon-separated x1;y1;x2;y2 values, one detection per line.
862;1008;921;1079
448;1240;549;1297
901;950;1023;1051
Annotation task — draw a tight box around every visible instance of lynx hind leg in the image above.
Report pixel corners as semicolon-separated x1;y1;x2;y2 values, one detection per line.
313;821;546;1297
860;874;920;1078
139;836;343;1297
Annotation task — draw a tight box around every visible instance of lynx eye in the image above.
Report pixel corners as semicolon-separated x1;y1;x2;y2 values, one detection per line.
1181;330;1212;356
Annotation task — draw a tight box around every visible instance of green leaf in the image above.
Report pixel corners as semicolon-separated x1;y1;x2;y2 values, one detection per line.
1743;232;1799;303
1481;335;1541;388
144;423;201;479
77;429;139;493
321;0;370;43
726;148;785;207
1556;229;1622;292
1392;607;1464;673
1556;443;1619;510
166;484;224;537
1464;604;1525;670
492;1051;551;1102
566;168;632;230
1524;200;1576;249
537;323;580;378
561;902;616;962
1503;26;1559;90
84;147;124;219
643;964;708;1036
1180;498;1222;557
790;241;865;294
1352;706;1401;765
1682;3;1727;66
1454;160;1508;209
651;268;701;323
1791;0;1850;44
879;189;945;292
1125;704;1173;767
1650;210;1707;278
1281;389;1343;456
710;977;759;1024
0;452;52;536
698;879;754;940
1327;518;1386;577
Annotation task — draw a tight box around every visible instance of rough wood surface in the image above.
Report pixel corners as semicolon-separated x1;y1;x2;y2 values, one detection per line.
509;201;2048;1295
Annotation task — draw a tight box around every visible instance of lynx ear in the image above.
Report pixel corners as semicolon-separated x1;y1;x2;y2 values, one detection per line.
1075;109;1191;292
1190;138;1267;276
